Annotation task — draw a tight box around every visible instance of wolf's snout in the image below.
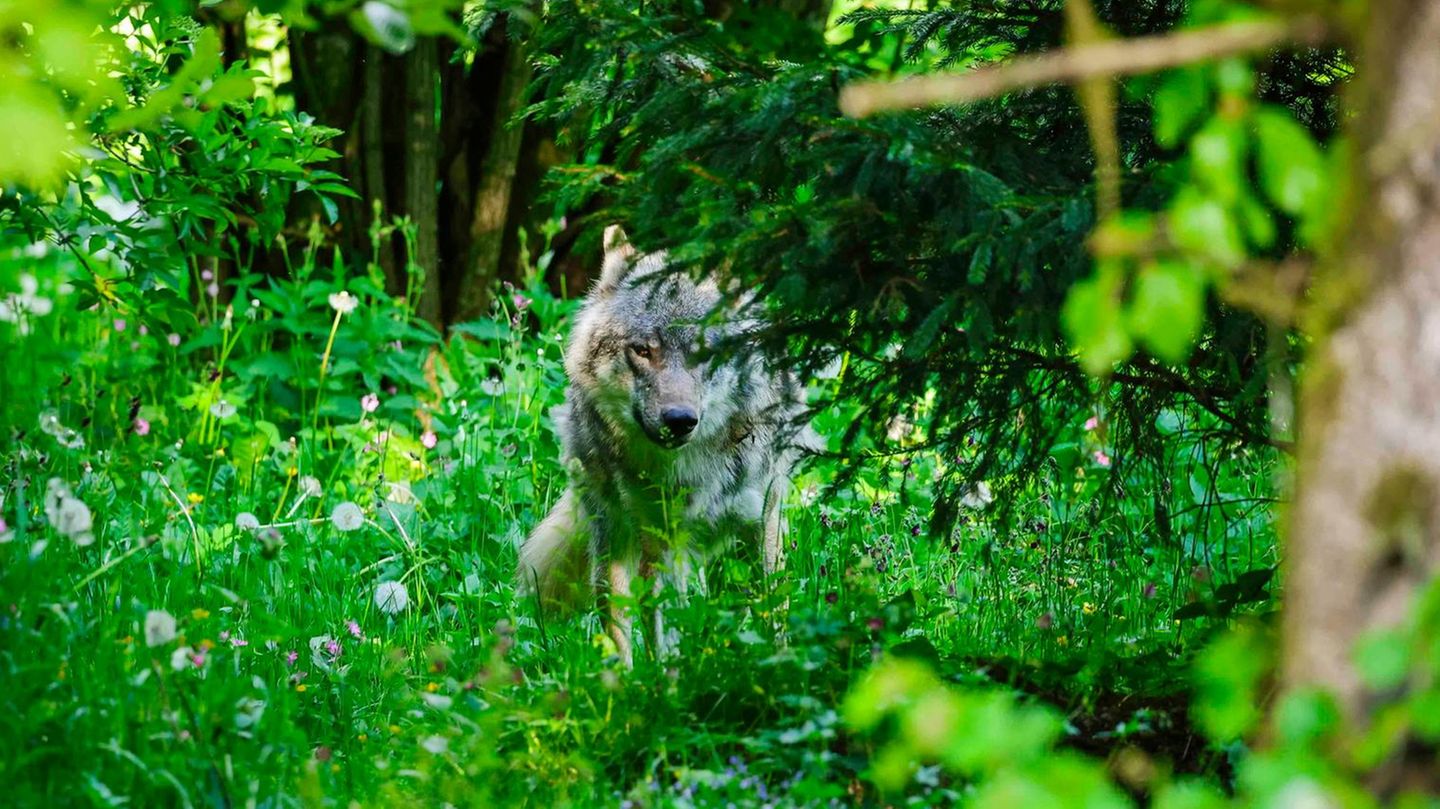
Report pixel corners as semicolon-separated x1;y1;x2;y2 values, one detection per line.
660;406;699;438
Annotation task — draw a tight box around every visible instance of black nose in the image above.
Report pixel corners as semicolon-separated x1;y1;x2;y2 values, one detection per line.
661;407;699;438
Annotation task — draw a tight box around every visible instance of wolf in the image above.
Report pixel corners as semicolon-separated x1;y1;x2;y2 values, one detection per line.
517;225;811;665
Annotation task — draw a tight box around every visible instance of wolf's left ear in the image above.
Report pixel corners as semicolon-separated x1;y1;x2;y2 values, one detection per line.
596;224;636;293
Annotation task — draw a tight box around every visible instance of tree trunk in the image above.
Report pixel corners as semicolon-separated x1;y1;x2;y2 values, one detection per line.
1284;0;1440;733
453;19;533;323
404;39;443;325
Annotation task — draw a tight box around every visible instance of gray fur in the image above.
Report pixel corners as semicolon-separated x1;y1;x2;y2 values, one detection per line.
517;226;811;665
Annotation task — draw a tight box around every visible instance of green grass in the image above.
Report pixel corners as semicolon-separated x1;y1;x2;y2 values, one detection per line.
0;237;1277;807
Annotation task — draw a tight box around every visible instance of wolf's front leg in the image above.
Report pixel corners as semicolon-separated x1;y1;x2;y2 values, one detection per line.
605;557;638;667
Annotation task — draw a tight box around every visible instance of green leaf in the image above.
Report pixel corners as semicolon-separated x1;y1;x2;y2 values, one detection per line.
1153;68;1209;149
1127;259;1205;363
1253;106;1326;218
1354;628;1410;691
1189;117;1247;203
1062;262;1133;375
1194;621;1273;741
1169;187;1246;268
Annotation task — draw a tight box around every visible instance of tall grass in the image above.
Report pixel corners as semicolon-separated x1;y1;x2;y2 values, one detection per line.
0;227;1276;806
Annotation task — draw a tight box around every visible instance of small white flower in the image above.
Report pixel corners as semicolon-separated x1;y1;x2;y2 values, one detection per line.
299;476;323;498
419;735;448;754
480;378;504;396
209;400;238;419
374;580;409;615
327;291;358;314
330;502;365;532
144;609;177;647
235;512;261;532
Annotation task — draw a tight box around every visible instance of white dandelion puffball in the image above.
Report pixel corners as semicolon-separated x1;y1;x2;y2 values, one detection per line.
209;400;238;419
235;512;261;533
330;502;365;532
374;580;409;614
45;482;94;546
299;475;323;498
327;290;358;314
144;609;177;647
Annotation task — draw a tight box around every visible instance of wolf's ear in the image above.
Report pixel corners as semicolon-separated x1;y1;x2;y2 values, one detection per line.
596;224;636;293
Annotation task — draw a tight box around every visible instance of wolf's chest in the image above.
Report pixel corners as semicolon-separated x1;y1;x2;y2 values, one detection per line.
604;445;764;545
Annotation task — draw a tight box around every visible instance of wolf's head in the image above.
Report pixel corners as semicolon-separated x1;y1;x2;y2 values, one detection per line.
565;226;752;450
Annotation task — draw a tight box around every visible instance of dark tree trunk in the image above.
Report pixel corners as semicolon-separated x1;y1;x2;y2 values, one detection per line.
453;29;531;323
404;39;443;325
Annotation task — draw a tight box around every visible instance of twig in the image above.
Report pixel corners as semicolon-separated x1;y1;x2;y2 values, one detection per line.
839;17;1329;117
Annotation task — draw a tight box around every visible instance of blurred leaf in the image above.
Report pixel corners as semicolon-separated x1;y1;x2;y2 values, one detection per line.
1063;262;1132;375
1253;106;1326;219
1153;68;1209;150
1127;259;1205;363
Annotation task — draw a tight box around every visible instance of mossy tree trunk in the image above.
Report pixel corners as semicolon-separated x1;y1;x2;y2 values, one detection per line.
1285;0;1440;736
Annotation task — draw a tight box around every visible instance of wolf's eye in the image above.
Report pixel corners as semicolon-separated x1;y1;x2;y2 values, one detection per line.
628;343;653;361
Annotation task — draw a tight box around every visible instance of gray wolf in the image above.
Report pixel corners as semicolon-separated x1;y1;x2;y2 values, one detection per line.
517;225;811;665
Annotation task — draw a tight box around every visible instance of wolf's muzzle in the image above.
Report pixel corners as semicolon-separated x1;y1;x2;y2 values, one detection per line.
660;406;699;439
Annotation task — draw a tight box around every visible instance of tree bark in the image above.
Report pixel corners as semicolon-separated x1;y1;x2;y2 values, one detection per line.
1285;0;1440;729
404;39;443;325
454;19;533;323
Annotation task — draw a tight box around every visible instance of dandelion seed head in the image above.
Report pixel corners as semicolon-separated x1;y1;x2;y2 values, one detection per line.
299;475;322;498
209;400;237;419
328;291;358;314
235;512;261;533
330;502;364;532
374;580;409;615
144;609;177;647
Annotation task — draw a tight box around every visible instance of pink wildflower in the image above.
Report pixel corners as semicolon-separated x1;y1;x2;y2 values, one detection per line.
113;318;126;332
285;650;298;667
138;324;148;336
346;619;363;639
361;393;380;413
1083;417;1098;431
229;637;248;648
167;333;181;347
421;431;437;449
325;639;342;657
206;282;219;298
512;292;531;311
201;269;214;282
133;417;150;436
1093;450;1111;467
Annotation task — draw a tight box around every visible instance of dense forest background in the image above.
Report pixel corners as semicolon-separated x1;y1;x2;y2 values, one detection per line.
7;0;1440;805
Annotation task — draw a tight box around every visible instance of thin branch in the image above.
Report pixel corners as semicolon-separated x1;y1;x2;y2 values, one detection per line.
840;17;1330;118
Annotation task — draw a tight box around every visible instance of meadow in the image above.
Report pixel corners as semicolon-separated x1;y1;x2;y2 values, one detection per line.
0;226;1278;806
